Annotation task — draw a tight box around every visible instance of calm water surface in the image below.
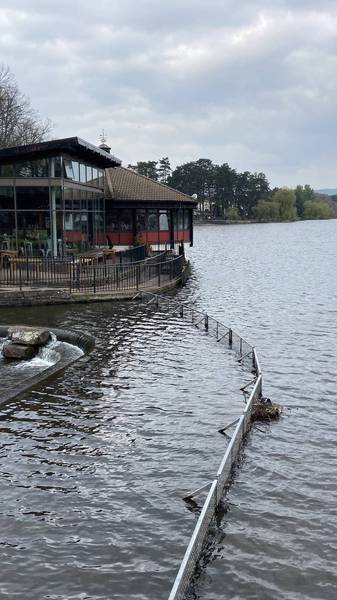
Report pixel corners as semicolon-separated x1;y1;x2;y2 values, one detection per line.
0;219;336;599
187;220;337;600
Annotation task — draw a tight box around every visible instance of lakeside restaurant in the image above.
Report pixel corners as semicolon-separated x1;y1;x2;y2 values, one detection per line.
0;137;196;259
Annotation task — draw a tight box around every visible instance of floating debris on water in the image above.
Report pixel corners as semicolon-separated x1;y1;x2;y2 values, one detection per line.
251;397;282;422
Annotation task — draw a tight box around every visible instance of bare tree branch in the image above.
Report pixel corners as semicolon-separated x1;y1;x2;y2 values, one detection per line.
0;64;53;148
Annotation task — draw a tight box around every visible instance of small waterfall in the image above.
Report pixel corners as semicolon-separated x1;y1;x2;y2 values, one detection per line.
13;332;84;370
0;330;84;372
0;337;6;361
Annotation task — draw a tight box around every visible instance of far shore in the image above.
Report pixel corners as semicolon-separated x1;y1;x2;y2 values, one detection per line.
195;217;336;225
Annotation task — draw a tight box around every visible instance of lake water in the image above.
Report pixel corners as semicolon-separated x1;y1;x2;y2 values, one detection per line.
0;219;336;599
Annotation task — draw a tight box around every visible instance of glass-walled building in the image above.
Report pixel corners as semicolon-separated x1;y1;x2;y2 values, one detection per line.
105;167;196;248
0;137;197;257
0;137;121;256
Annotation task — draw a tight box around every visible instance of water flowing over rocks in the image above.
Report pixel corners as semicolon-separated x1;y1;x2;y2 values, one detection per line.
2;326;50;360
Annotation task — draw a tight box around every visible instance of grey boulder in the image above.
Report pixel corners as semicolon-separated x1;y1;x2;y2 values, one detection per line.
8;326;50;347
3;342;37;360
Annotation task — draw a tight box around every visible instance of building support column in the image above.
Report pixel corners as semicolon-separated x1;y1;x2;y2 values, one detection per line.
50;159;58;257
189;209;194;247
170;208;174;249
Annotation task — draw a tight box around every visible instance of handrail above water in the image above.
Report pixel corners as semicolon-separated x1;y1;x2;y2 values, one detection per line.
134;290;264;600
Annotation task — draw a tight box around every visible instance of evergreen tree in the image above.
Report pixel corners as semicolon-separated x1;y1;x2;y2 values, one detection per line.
157;157;171;183
295;184;315;218
127;161;158;180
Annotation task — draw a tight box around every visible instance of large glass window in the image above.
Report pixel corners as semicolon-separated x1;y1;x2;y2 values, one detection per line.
159;210;169;231
184;209;190;230
64;212;74;231
91;192;104;212
172;211;177;232
64;187;73;210
79;163;86;183
136;209;147;232
0;211;15;239
106;209;119;232
17;211;51;256
16;159;49;177
72;161;79;181
73;188;81;210
64;159;74;180
97;169;104;188
119;209;132;232
17;211;50;232
87;191;93;211
0;164;14;177
92;168;98;185
178;208;184;231
53;187;62;209
54;156;62;177
94;211;104;231
0;187;14;210
86;165;93;185
16;186;50;210
80;190;87;211
148;210;158;231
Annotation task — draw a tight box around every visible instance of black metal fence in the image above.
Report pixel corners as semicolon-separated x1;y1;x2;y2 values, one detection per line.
0;252;185;293
115;244;146;263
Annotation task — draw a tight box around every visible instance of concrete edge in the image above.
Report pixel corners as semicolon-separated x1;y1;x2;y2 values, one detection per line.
0;262;190;308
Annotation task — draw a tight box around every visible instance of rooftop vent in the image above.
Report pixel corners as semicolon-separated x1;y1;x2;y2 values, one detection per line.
99;131;111;154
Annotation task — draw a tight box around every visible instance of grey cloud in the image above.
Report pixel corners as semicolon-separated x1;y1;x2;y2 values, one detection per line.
1;0;337;186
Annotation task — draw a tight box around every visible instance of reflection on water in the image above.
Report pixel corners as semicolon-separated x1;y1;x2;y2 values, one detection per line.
0;299;244;599
0;219;336;599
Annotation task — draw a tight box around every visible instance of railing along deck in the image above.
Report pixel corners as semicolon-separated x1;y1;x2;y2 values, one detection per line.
0;252;185;293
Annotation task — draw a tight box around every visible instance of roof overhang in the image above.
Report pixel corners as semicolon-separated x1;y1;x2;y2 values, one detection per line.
0;137;121;168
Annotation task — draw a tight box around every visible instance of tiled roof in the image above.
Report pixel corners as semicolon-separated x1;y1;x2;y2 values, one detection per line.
105;167;196;204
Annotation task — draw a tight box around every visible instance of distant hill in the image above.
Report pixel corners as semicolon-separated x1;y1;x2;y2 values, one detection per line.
316;188;337;196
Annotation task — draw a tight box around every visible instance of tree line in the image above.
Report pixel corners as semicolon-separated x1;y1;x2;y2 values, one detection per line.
128;158;337;222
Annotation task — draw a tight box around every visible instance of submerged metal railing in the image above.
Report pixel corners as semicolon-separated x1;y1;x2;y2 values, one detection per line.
134;291;263;600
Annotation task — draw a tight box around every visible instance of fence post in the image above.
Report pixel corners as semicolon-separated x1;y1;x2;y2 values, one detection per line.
69;261;72;294
157;263;161;287
136;264;140;290
19;259;22;291
93;266;96;293
229;328;233;348
205;314;209;331
252;347;256;373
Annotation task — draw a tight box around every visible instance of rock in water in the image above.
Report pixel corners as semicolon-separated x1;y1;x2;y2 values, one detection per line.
8;326;50;347
3;342;37;360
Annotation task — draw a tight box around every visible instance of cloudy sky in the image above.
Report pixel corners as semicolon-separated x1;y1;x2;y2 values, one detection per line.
1;0;337;187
